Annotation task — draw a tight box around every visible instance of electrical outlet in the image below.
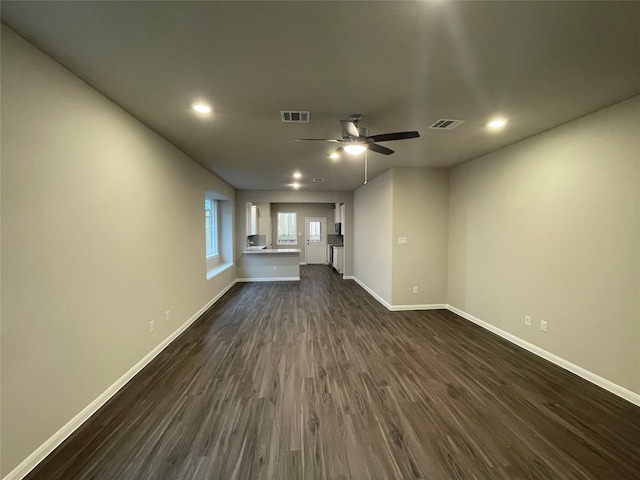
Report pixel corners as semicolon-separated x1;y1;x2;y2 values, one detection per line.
525;315;531;326
273;265;277;271
149;320;155;333
413;286;418;294
165;310;170;322
220;275;224;284
540;320;547;333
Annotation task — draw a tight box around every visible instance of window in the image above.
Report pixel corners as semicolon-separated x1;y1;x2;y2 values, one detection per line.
308;220;321;242
205;197;219;263
277;212;297;244
205;195;233;280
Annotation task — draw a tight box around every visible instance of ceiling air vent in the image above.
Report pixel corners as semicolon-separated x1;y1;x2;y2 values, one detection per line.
281;111;310;123
428;119;465;130
313;178;325;183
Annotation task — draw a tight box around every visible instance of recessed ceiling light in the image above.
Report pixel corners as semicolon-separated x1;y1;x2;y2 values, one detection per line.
329;152;340;159
192;103;212;114
291;183;300;189
343;144;367;155
293;172;302;179
487;118;507;129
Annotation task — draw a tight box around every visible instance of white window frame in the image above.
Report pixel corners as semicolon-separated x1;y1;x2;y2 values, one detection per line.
205;197;220;268
277;212;297;245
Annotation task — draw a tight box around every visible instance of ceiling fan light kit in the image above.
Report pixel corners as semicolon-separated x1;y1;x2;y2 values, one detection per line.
343;144;367;155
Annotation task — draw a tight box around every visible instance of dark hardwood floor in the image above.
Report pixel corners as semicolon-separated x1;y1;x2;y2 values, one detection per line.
25;265;640;479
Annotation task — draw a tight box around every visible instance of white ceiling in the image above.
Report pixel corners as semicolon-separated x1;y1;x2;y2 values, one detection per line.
2;1;639;191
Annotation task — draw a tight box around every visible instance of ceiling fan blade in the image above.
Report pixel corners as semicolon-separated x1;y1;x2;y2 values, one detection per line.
294;138;340;142
368;143;394;155
367;131;420;143
340;120;360;138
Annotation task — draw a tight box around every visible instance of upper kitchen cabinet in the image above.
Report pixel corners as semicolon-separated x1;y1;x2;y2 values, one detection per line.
334;203;345;224
246;203;258;235
245;202;272;245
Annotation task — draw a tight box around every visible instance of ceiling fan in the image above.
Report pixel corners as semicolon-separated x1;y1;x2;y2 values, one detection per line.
294;114;420;155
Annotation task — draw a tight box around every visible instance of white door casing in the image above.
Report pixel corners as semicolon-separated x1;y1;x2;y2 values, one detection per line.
305;217;326;264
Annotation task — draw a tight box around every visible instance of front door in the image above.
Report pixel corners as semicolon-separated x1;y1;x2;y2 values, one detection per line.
305;217;326;264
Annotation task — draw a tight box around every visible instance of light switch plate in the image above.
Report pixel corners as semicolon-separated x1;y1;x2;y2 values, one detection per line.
398;237;408;245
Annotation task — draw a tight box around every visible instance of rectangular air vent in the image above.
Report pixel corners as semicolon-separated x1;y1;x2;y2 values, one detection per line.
313;178;325;183
428;119;465;130
281;111;310;123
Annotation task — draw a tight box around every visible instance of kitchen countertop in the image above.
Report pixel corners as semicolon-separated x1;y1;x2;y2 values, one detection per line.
243;248;301;254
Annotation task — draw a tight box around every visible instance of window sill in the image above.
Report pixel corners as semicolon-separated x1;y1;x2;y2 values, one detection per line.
207;262;233;281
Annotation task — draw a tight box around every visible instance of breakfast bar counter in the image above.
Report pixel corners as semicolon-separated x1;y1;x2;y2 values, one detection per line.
237;248;301;281
243;248;301;254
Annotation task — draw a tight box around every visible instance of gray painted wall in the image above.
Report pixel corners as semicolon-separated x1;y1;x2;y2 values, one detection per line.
447;96;640;394
391;168;449;306
353;171;394;303
1;27;236;475
353;168;449;307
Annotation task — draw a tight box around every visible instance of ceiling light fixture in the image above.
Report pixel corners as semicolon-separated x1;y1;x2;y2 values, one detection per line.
291;183;300;189
192;103;212;114
487;118;507;129
293;172;302;179
343;144;367;155
329;152;340;159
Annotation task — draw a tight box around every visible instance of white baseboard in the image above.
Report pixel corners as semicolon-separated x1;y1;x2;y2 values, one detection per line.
236;277;300;282
350;277;446;311
3;280;238;480
351;276;393;309
349;277;640;407
445;305;640;407
390;303;448;311
299;262;307;265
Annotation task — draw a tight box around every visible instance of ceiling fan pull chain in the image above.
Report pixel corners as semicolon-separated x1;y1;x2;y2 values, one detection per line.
364;150;368;185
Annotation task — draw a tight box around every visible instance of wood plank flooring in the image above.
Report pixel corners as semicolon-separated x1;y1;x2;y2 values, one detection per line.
25;265;640;479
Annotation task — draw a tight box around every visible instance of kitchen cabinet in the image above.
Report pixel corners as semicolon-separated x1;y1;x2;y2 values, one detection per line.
334;202;345;224
246;203;258;235
331;245;344;274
